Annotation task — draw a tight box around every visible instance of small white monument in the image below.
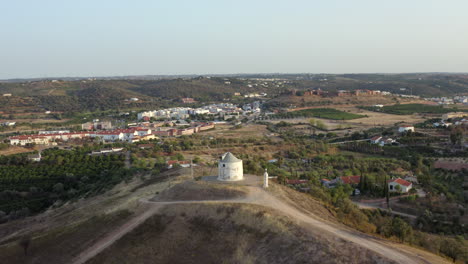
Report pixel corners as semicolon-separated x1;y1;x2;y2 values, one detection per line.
263;168;269;188
218;152;243;181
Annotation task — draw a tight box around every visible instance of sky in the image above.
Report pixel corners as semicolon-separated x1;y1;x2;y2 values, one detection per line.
1;0;468;79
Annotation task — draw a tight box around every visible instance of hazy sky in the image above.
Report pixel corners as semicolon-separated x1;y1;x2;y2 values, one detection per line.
1;0;468;79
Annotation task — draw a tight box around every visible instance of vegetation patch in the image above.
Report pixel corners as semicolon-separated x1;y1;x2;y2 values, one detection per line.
273;108;366;120
360;103;467;115
0;147;131;221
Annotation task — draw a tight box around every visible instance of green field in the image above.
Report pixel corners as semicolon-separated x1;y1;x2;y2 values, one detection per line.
361;104;467;115
273;108;366;120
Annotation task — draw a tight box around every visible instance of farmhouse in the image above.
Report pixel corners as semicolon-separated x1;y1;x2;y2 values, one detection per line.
388;178;412;193
339;175;361;185
28;153;42;162
2;122;16;126
370;136;382;144
398;125;415;133
321;176;360;188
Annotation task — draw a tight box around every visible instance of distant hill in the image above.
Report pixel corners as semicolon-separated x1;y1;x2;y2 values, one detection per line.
0;74;466;114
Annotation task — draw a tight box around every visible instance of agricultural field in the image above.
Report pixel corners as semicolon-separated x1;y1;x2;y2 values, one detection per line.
265;106;426;135
361;103;468;115
0;147;131;216
274;108;366;120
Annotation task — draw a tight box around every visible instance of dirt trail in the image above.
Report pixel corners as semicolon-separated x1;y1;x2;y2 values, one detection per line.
72;186;449;264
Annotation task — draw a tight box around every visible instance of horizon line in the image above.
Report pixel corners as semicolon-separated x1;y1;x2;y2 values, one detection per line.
2;71;468;82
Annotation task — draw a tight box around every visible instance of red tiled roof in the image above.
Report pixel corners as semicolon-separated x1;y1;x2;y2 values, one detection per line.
388;178;412;187
340;175;361;185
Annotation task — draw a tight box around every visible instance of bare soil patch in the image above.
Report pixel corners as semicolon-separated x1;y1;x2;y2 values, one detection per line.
152;181;247;201
434;159;468;171
0;146;35;156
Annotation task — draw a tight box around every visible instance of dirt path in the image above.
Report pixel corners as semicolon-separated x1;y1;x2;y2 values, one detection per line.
72;186;449;264
124;151;131;169
355;202;418;220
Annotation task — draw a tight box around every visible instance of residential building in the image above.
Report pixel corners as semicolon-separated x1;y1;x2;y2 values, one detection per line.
398;125;415;133
388;178;412;193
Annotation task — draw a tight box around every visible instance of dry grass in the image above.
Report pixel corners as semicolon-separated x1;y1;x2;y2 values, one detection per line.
0;210;133;264
203;124;269;139
0;169;184;246
87;203;394;264
0;146;35;156
152;181;248;201
267;106;426;135
267;183;338;223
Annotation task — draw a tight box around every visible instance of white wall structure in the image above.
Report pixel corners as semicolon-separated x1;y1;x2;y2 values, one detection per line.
398;125;415;133
388;178;412;193
263;168;269;188
218;152;243;181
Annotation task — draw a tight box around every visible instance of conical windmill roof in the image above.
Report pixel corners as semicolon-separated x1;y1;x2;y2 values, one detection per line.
221;152;241;163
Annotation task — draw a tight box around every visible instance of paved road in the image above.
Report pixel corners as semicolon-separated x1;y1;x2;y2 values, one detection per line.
72;185;449;264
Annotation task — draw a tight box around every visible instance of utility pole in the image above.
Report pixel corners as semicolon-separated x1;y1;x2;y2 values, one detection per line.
190;159;194;180
385;174;390;209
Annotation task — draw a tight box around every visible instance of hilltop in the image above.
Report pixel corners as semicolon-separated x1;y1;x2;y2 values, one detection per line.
0;167;451;264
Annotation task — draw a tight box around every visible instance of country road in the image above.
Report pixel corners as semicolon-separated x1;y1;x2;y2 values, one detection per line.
71;185;449;264
354;202;418;220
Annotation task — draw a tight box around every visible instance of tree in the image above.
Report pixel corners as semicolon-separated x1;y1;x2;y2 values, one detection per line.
19;236;31;256
192;156;201;164
395;184;402;193
449;127;463;145
175;153;185;161
391;217;413;242
53;183;64;193
440;237;466;263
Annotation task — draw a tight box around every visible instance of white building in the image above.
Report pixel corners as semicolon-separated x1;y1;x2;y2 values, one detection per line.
28;152;42;162
39;130;70;135
398;125;415;133
388;178;412;193
218;152;243;181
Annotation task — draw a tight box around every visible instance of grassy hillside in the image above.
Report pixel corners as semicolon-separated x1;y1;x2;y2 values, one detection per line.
88;203;393;264
0;210;133;264
259;73;468;97
0;73;466;114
